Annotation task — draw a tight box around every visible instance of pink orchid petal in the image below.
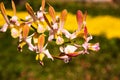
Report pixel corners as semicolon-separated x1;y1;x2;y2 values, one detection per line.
76;10;83;30
48;34;54;41
88;43;100;51
82;42;89;50
62;29;71;39
86;35;93;42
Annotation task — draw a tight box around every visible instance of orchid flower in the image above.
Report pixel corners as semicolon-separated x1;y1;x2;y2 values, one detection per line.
46;6;68;45
0;2;10;32
0;1;21;38
18;23;30;52
82;26;100;54
0;0;100;65
64;10;87;40
25;0;46;33
35;34;53;65
54;45;83;63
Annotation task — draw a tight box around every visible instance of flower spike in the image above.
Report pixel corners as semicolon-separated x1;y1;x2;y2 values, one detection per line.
0;1;100;65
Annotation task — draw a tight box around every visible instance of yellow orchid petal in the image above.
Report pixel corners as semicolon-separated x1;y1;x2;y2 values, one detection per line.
39;53;45;61
76;29;84;37
36;53;45;61
36;54;39;60
18;41;26;52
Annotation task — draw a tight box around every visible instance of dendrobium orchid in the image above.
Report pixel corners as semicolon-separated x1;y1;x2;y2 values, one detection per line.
0;0;100;65
66;10;87;40
35;34;53;65
82;26;100;54
0;1;21;38
46;6;68;45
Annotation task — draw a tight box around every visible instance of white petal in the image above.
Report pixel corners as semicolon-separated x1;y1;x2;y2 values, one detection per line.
64;45;77;54
62;29;71;38
70;32;77;39
87;35;92;42
59;46;64;53
37;11;43;18
0;23;8;32
43;49;54;60
26;37;35;51
11;16;18;21
25;15;31;20
10;16;20;26
52;23;58;30
48;34;54;41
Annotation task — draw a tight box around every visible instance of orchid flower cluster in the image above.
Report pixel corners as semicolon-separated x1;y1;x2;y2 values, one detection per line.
0;0;100;65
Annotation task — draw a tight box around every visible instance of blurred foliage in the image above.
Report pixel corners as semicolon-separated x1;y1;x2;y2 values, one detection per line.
0;0;120;17
0;31;120;80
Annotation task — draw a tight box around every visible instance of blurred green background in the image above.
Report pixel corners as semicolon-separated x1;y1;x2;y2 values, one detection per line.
0;0;120;80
